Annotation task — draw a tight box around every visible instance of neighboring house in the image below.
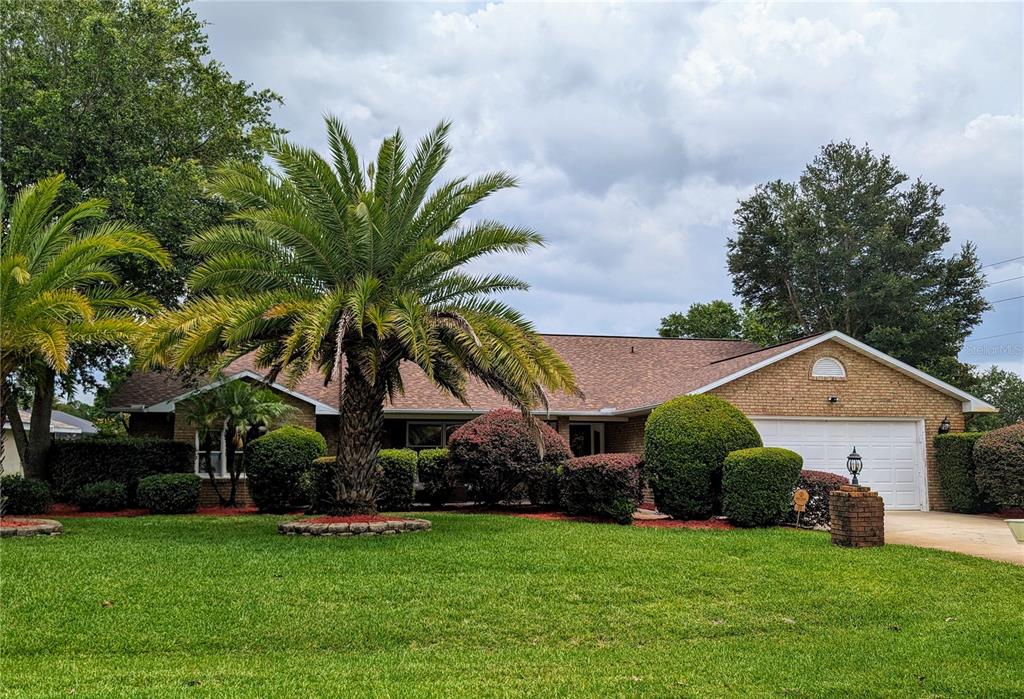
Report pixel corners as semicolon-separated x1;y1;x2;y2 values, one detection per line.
2;409;99;475
108;330;995;511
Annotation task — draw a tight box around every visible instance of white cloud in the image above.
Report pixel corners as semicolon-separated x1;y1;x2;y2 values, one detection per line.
195;0;1024;371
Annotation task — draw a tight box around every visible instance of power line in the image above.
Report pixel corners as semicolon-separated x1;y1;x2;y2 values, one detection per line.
958;331;1024;345
990;294;1024;304
981;255;1024;269
986;274;1024;286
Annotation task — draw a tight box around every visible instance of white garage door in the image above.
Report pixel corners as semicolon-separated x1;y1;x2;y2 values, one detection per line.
750;418;925;510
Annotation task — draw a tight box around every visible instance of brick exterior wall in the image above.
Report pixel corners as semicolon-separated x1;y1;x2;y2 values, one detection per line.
709;340;964;511
199;478;251;508
126;412;174;439
605;415;646;453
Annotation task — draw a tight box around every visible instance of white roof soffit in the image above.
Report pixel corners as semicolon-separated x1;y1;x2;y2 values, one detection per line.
688;330;997;413
139;370;340;416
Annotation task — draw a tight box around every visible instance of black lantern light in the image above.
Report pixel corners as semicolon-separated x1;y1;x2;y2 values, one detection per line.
846;447;863;486
938;416;951;435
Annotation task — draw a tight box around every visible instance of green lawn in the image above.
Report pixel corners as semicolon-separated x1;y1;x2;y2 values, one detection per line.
2;515;1022;698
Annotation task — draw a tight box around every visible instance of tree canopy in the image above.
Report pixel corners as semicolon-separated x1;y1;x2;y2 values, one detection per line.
727;141;988;383
658;300;796;346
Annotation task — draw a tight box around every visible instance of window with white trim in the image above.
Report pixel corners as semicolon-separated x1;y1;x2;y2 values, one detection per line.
195;430;226;478
811;357;846;379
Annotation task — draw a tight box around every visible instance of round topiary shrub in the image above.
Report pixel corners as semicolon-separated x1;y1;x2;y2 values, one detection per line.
0;475;52;516
137;474;201;514
376;449;417;511
76;480;128;512
974;423;1024;508
643;394;762;519
722;447;803;527
559;453;643;524
934;432;993;513
448;409;571;505
246;426;328;513
417;448;455;506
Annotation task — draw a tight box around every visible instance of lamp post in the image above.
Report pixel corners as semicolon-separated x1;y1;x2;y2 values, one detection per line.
846;447;863;486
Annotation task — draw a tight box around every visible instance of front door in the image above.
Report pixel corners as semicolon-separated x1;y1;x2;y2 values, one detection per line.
569;423;603;457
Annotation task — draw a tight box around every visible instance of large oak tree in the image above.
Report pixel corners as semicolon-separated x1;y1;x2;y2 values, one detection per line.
727;141;988;384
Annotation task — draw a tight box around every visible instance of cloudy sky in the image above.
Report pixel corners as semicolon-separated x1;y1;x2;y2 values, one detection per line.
195;1;1023;373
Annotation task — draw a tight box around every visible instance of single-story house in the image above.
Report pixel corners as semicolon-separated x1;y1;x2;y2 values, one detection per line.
2;409;99;475
108;330;995;511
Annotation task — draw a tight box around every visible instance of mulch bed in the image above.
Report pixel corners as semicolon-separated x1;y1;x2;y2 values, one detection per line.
303;514;415;525
509;510;734;530
0;518;46;528
987;508;1024;520
32;503;285;518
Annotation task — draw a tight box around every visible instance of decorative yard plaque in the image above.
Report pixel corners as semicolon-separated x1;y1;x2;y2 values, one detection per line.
793;489;809;512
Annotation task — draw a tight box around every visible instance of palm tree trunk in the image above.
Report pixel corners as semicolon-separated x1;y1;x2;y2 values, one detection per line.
329;358;385;514
23;367;56;480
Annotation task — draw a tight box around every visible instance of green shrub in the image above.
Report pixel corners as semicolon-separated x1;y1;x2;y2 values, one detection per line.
376;449;417;511
526;465;561;508
76;480;128;512
49;436;193;503
559;453;643;524
722;447;803;527
974;423;1024;508
785;470;849;528
448;409;571;505
417;448;455;506
245;426;327;512
934;432;993;513
0;475;52;515
644;395;762;519
137;474;201;514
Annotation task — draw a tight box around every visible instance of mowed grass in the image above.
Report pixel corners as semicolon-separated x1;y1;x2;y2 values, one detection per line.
2;515;1022;698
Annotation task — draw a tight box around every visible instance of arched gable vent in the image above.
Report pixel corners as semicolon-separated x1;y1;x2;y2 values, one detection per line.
811;357;846;378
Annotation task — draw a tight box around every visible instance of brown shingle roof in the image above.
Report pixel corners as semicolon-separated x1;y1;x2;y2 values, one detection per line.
109;334;818;415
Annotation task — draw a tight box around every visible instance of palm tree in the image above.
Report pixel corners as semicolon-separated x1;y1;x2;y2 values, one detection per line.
1;175;168;476
141;117;579;514
186;379;295;507
218;380;295;506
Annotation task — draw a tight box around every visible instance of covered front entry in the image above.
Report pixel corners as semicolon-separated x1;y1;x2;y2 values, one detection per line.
750;417;926;511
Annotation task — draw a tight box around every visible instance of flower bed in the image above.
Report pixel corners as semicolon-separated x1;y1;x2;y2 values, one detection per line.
510;510;733;530
0;518;63;537
279;515;431;537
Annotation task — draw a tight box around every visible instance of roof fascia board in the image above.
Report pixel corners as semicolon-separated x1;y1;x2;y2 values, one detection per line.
135;370;340;416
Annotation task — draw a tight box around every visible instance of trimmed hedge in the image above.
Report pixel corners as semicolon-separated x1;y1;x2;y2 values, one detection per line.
722;447;803;527
417;448;455;506
974;423;1024;508
934;432;992;513
245;426;327;513
559;453;643;524
644;395;762;519
76;480;128;512
137;474;201;514
449;409;571;505
49;436;194;503
0;475;53;515
786;470;850;528
376;449;417;511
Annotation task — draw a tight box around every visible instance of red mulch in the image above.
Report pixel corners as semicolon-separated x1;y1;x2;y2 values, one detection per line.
302;514;413;524
505;509;734;530
33;503;287;518
196;506;263;516
987;508;1024;520
0;518;48;528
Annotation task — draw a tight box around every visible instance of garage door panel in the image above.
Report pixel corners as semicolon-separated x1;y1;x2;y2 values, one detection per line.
751;418;924;510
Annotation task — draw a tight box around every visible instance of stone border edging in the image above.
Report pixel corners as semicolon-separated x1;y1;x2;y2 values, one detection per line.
278;518;431;537
0;518;64;537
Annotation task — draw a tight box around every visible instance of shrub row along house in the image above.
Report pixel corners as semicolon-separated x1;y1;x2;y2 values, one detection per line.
110;329;994;511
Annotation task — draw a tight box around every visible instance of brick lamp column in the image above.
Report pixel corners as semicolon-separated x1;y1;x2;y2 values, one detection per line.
829;485;884;548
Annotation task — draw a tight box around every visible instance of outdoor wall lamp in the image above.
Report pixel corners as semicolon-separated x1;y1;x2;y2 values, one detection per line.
846;447;863;486
938;416;951;434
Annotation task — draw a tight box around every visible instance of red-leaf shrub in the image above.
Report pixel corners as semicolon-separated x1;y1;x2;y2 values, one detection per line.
974;423;1024;507
448;409;571;505
785;469;850;528
559;453;643;524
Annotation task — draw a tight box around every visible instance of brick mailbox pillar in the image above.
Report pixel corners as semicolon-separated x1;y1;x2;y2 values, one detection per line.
829;485;884;548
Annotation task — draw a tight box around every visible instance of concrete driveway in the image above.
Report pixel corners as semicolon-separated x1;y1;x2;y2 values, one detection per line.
885;511;1023;565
